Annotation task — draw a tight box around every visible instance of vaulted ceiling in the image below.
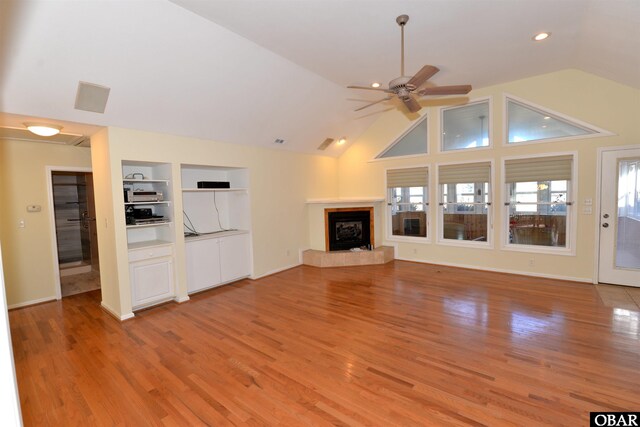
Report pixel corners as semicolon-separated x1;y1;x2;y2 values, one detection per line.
0;0;638;156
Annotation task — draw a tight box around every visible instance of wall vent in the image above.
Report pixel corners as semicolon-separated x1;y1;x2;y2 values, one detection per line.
273;138;285;144
317;138;334;150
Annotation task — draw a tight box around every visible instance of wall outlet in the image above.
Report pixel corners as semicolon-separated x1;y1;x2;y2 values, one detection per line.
286;249;290;257
18;219;25;228
413;248;417;254
528;258;535;267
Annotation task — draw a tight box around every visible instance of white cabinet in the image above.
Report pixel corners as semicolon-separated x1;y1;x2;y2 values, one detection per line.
185;232;251;294
185;237;221;293
220;233;251;283
129;245;175;309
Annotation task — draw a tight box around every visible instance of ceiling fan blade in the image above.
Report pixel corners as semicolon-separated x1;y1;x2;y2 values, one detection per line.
407;65;440;88
402;95;421;113
354;96;393;112
418;84;472;96
347;85;393;93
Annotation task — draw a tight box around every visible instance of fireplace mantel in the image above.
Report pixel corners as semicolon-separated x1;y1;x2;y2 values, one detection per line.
305;197;384;204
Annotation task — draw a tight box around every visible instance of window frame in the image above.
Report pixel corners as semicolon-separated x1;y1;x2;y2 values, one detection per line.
502;93;613;148
371;113;429;162
435;159;494;249
385;165;431;243
501;152;578;255
438;97;493;154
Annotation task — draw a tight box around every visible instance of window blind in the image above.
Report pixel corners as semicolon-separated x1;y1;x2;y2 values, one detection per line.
438;162;491;184
504;155;572;183
387;167;428;188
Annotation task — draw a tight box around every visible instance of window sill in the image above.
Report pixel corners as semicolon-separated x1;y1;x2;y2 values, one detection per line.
436;239;493;250
387;235;431;244
501;243;575;256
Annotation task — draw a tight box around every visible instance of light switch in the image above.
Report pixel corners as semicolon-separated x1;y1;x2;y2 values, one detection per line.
18;219;25;228
584;198;593;206
583;206;593;215
26;205;41;212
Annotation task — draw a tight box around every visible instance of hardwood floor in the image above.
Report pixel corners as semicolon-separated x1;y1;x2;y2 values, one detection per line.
9;261;640;425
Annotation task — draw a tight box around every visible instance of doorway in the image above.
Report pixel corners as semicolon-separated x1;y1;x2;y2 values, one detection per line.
598;146;640;287
49;170;100;297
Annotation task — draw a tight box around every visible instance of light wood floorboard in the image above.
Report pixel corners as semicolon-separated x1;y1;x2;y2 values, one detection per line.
9;261;640;425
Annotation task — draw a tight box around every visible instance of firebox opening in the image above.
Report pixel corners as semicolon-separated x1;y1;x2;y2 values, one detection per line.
325;208;373;252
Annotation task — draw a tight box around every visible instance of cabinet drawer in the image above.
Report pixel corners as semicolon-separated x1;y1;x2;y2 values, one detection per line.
128;244;173;262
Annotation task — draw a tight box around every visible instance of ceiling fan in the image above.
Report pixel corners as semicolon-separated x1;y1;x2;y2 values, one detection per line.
348;14;472;113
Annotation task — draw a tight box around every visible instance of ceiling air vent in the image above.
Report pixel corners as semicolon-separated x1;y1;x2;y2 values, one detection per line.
273;138;285;144
317;138;334;150
75;81;111;113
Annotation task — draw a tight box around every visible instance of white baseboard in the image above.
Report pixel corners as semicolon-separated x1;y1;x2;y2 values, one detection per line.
394;256;592;284
8;296;57;310
251;262;302;280
174;295;190;303
100;301;135;321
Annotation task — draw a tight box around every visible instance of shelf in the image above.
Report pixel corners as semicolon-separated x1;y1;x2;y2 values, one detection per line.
124;201;171;206
184;229;249;242
123;178;169;184
182;188;248;193
126;222;172;229
127;240;173;250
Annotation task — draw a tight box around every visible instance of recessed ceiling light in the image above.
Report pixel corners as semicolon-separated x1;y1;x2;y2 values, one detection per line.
24;123;62;137
543;116;551;120
532;32;551;41
371;82;381;88
337;137;347;145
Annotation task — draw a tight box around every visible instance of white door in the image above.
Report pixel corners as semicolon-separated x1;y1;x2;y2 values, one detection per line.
220;234;251;283
598;147;640;287
185;238;221;293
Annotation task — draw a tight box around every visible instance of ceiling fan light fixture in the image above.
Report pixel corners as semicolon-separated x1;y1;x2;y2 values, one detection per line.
532;32;551;41
24;123;62;137
337;137;347;145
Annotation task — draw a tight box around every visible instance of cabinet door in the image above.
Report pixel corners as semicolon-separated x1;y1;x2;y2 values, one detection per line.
185;238;221;293
220;234;251;283
130;257;174;308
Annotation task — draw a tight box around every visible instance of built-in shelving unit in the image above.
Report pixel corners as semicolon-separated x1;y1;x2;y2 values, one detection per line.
181;164;252;294
122;161;176;310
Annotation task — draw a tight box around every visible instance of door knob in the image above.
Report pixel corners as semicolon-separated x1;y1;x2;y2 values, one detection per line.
602;223;609;228
603;213;609;219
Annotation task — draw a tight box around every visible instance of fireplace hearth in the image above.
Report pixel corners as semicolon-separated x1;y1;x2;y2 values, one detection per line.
325;207;373;251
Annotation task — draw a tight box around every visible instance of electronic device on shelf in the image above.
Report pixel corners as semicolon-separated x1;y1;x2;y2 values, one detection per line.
133;216;168;225
197;181;230;189
124;189;164;202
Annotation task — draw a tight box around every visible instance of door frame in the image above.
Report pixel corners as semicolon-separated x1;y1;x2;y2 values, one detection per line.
46;166;93;300
593;144;640;284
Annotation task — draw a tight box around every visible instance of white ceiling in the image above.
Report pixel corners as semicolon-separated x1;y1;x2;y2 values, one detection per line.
0;0;638;156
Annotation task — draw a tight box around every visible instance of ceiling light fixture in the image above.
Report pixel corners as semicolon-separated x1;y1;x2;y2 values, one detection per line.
337;137;347;145
24;123;62;137
532;32;550;41
371;82;381;88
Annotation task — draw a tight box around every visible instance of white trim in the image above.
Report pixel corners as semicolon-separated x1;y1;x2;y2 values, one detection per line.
251;263;302;280
438;96;493;154
384;164;431;243
368;153;427;164
371;112;429;160
594;144;640;284
435;157;495;248
500;151;578;256
101;301;135;321
306;197;384;204
7;295;57;310
174;295;190;303
394;256;591;284
502;93;615;147
46;166;93;300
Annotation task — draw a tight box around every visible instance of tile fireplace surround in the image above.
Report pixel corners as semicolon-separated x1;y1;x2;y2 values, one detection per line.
302;246;394;267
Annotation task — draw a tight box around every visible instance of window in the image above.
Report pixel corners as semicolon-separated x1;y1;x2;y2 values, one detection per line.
387;167;428;238
505;155;573;249
619;160;640;221
438;162;491;243
441;100;490;152
506;97;603;144
376;116;428;159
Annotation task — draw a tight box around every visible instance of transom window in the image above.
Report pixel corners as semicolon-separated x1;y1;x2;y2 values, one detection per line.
376;116;428;159
441;100;490;152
